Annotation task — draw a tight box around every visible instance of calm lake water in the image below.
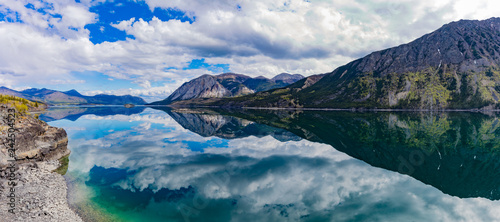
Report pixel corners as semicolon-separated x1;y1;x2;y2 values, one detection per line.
40;106;500;222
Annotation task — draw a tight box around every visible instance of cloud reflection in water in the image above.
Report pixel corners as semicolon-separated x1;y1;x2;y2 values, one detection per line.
45;107;500;222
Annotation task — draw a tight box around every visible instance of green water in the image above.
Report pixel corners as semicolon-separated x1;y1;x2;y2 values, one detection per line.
41;107;500;221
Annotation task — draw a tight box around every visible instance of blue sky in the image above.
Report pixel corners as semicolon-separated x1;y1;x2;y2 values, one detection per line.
0;0;499;102
85;0;194;44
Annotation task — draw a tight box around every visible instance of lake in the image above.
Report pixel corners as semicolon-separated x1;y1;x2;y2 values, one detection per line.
40;106;500;221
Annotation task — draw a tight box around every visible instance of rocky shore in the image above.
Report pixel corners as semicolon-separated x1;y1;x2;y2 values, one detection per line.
0;104;82;221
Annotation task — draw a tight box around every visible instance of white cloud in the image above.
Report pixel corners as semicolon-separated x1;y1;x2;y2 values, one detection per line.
43;79;86;85
1;0;500;98
58;5;96;28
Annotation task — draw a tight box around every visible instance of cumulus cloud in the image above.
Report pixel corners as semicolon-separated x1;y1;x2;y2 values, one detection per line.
1;0;500;98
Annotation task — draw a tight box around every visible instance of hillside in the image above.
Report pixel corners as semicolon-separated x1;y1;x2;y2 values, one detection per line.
0;87;146;105
0;94;46;113
150;73;304;105
201;18;500;109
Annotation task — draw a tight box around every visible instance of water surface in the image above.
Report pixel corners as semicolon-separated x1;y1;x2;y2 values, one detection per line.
41;106;500;221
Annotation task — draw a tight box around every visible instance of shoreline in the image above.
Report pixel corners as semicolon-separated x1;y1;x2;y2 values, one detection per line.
0;161;83;221
0;104;83;221
146;104;500;112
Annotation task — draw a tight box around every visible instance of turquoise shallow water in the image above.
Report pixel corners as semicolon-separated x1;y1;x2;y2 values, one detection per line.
41;107;500;221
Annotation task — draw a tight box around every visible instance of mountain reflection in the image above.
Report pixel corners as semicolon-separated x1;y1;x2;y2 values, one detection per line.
39;106;146;122
162;108;500;201
51;107;500;221
153;107;301;142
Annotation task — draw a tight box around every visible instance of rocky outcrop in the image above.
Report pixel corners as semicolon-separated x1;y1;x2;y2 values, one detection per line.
0;104;81;221
0;104;69;166
300;74;325;89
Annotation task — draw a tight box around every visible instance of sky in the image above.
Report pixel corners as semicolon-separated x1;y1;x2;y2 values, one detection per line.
0;0;500;102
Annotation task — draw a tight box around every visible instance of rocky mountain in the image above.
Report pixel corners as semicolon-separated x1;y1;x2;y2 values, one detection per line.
150;73;304;105
196;74;325;107
202;18;500;109
0;87;146;105
272;73;306;85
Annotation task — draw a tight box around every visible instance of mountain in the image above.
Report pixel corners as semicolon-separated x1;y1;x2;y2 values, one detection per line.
0;86;25;98
0;87;147;105
85;94;146;105
64;89;84;97
195;74;325;107
21;88;88;104
272;73;306;85
201;18;500;109
150;73;304;105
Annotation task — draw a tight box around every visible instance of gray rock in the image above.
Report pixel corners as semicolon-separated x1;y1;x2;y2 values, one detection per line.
0;104;82;221
0;162;82;222
0;105;69;165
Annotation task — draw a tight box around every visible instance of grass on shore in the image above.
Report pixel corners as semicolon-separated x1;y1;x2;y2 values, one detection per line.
53;154;70;175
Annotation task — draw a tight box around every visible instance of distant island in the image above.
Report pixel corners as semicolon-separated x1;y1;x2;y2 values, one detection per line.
151;17;500;110
0;87;146;106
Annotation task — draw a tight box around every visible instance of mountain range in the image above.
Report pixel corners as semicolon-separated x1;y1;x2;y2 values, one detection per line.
154;17;500;110
0;87;146;105
38;106;146;122
150;73;304;105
